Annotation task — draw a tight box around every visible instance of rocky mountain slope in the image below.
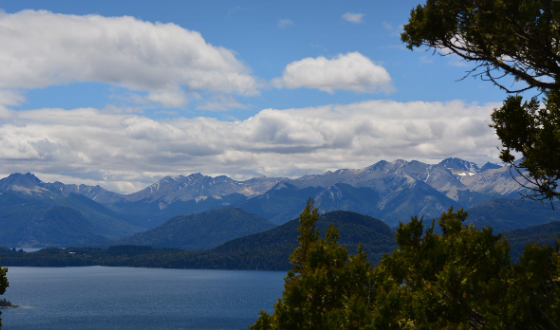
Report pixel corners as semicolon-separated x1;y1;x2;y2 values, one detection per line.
0;173;143;247
0;157;543;247
92;157;528;227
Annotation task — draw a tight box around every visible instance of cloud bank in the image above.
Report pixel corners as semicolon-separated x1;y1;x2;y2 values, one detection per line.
272;52;393;93
0;100;501;193
0;10;259;108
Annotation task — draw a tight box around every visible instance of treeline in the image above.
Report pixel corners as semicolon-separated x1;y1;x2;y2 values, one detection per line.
0;210;401;270
0;245;292;270
1;216;558;271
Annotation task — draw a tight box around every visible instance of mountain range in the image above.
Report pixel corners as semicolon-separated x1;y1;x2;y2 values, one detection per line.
0;157;555;248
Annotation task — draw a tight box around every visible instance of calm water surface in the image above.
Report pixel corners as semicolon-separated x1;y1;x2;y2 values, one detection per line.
2;266;286;330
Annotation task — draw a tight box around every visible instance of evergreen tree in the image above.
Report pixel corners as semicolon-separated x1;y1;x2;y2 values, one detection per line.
0;259;8;328
251;202;560;329
401;0;560;202
250;199;373;330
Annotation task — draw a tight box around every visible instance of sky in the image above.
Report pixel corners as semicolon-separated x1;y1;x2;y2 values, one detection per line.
0;0;519;193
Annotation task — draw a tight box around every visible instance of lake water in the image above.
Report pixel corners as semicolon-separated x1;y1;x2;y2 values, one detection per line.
1;266;286;330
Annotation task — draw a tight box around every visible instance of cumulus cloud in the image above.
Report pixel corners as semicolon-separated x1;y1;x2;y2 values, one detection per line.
272;52;393;93
0;100;502;193
342;12;365;24
0;10;259;107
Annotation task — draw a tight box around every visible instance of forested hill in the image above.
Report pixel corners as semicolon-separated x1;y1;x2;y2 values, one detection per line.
1;211;397;270
202;210;397;269
504;221;560;261
2;210;558;271
105;207;276;251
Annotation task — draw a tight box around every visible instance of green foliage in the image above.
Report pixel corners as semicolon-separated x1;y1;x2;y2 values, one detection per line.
0;298;12;308
373;209;513;329
505;220;560;261
402;0;560;202
0;257;8;328
401;0;560;93
251;202;560;329
250;199;374;330
491;91;560;202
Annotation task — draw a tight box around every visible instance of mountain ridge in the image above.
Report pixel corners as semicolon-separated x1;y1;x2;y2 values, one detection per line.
0;157;530;231
107;207;276;250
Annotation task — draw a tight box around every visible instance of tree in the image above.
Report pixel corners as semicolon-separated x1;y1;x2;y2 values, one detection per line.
491;91;560;202
250;199;374;330
401;0;560;93
0;259;8;328
401;0;560;202
370;208;560;329
251;203;560;329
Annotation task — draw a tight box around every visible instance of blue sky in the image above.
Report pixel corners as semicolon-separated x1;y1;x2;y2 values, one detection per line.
0;1;513;192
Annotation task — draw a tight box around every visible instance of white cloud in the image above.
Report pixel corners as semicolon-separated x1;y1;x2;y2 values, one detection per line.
342;12;365;24
278;19;294;28
272;52;393;93
0;89;25;107
0;10;259;108
145;89;189;108
0;100;502;193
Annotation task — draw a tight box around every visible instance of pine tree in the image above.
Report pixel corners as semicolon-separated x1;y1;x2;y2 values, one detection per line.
250;203;560;329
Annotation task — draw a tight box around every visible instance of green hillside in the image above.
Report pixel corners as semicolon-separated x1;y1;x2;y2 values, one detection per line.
111;207;276;250
503;221;560;261
466;198;560;233
2;210;397;270
0;191;143;247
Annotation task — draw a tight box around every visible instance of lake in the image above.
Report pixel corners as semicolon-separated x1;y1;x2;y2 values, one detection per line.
1;266;286;330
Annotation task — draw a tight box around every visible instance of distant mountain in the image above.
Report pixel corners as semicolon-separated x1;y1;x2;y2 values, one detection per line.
0;172;48;193
109;207;276;250
503;221;560;261
0;157;539;238
238;182;325;224
314;183;382;219
109;193;248;229
50;181;127;204
205;210;397;269
0;173;143;247
465;199;560;233
460;165;528;199
104;173;284;228
379;180;462;227
438;157;480;173
281;158;511;214
125;173;283;203
480;162;502;172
